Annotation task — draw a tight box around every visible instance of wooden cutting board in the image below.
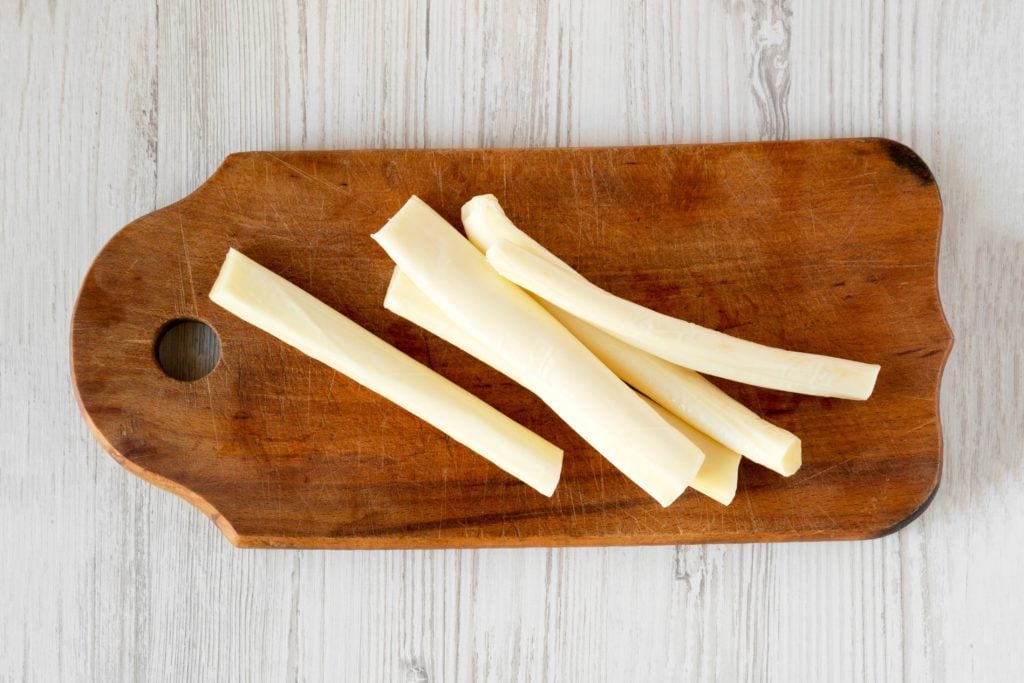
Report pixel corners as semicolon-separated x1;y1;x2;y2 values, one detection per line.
71;139;951;549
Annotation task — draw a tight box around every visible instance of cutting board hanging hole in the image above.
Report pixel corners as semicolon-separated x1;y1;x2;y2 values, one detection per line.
155;318;221;381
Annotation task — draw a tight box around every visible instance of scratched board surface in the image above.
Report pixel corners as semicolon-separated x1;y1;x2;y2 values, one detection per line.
70;140;949;548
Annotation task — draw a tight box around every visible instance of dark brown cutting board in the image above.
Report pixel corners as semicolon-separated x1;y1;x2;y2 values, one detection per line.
71;139;951;549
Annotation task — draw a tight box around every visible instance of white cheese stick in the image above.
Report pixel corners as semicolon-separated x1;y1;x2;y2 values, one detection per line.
465;194;879;400
208;248;564;496
486;240;880;400
385;267;740;504
372;197;705;507
542;304;801;476
462;195;800;474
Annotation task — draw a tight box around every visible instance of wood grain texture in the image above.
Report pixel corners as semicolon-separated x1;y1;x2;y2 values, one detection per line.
71;140;948;549
3;0;1023;680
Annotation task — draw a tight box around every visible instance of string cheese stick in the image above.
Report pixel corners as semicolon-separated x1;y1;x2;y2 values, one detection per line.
464;194;880;400
489;239;881;400
372;197;705;507
462;195;801;475
384;267;739;504
208;248;563;496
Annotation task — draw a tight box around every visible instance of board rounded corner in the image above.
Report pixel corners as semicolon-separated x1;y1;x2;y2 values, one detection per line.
869;137;938;188
867;468;942;540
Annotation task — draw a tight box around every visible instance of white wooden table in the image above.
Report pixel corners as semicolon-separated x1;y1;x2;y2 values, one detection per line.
2;2;1021;680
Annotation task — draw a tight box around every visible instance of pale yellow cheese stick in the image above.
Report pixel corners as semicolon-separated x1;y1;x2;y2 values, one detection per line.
372;197;705;507
385;268;740;504
462;194;800;475
488;240;880;400
209;248;563;496
463;194;880;400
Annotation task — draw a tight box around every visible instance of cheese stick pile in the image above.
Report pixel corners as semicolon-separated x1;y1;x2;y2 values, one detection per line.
211;194;880;507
